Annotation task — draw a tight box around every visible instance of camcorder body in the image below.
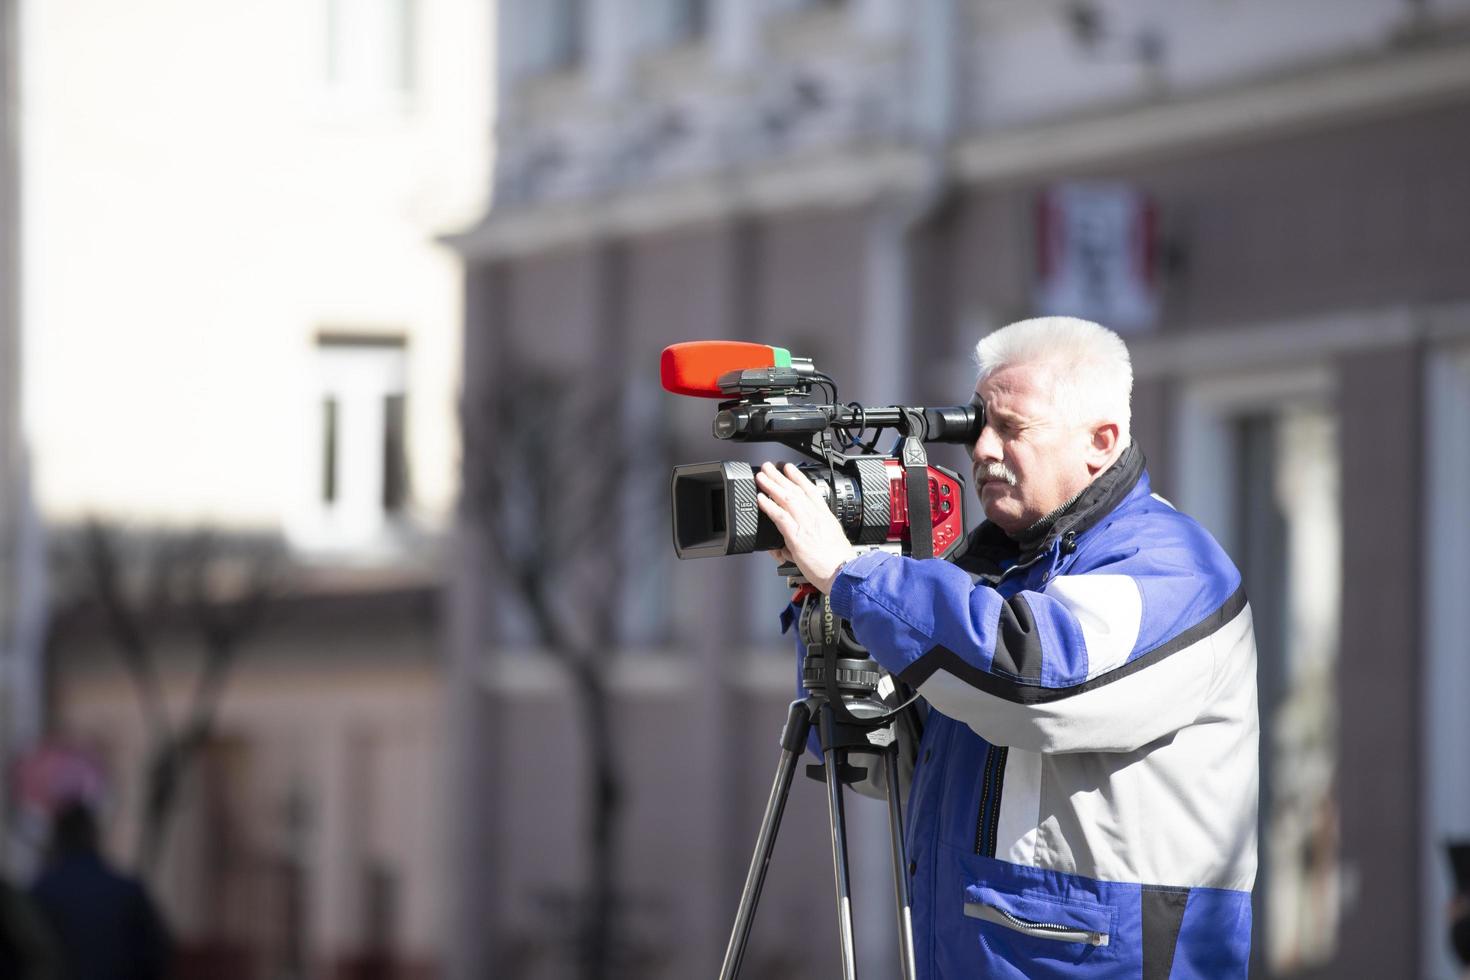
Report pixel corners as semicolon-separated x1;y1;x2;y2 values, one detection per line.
662;341;982;566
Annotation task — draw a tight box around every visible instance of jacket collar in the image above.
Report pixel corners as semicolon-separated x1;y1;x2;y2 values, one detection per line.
956;442;1147;577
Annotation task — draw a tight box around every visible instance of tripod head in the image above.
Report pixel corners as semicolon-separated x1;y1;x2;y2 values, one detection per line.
792;582;915;742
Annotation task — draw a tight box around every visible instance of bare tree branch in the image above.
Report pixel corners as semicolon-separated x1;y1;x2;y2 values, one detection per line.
80;519;169;741
58;521;288;873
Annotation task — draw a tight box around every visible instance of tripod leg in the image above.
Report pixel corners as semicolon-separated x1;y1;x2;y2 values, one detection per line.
818;703;860;980
718;699;813;980
883;747;918;980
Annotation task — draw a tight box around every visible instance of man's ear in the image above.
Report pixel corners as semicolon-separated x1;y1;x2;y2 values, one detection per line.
1086;422;1120;473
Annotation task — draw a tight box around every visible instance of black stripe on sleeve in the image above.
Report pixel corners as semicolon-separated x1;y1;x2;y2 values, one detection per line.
991;595;1044;681
1140;885;1190;980
896;584;1247;705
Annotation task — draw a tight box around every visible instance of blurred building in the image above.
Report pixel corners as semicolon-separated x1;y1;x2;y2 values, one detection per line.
17;0;492;977
452;0;1470;977
0;0;16;835
0;0;43;851
0;0;12;598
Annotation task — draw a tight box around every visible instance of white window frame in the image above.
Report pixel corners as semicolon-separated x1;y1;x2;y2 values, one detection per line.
1173;364;1333;546
289;339;409;558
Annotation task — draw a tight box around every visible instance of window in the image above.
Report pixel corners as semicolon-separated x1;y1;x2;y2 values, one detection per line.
382;393;407;513
635;0;711;51
323;0;416;110
1236;407;1341;973
769;0;847;13
1176;370;1341;975
322;398;339;504
517;0;586;76
616;382;674;648
305;335;409;551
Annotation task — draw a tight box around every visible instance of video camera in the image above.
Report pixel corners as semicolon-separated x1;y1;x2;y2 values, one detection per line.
662;341;982;563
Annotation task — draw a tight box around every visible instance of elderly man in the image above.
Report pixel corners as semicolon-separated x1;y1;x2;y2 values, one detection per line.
755;316;1257;978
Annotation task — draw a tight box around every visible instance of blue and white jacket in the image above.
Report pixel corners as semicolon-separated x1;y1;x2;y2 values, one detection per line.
822;444;1258;978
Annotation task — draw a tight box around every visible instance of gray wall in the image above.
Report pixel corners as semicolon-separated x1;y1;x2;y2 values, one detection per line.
1333;345;1423;979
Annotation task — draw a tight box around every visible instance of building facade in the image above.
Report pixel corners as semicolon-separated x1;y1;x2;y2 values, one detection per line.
0;0;16;834
453;1;1470;977
0;0;45;850
17;0;493;976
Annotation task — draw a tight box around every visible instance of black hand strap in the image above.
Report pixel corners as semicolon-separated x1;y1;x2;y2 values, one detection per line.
901;434;933;560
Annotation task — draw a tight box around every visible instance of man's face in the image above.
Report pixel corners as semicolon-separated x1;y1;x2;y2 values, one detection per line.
971;362;1095;536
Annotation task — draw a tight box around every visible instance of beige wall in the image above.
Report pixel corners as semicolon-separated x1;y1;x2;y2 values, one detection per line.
53;619;445;974
20;0;491;534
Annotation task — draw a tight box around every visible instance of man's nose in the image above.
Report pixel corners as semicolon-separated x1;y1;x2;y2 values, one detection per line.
972;425;1002;463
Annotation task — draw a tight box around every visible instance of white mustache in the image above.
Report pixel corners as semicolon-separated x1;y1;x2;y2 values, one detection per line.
978;462;1017;486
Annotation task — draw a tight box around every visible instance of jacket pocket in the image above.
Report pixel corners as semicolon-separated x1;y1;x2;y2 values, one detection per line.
963;884;1112;948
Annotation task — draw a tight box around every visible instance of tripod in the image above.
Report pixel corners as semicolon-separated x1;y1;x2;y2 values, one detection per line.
717;590;919;980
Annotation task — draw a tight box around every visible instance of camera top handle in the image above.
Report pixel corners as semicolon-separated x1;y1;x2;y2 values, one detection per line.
714;401;983;446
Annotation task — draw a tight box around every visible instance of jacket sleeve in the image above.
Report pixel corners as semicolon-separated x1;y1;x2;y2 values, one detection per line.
826;515;1246;754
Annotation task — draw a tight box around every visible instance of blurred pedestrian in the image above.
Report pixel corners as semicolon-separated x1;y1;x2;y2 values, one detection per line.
1448;842;1470;976
29;801;172;980
1;873;62;980
1451;894;1470;976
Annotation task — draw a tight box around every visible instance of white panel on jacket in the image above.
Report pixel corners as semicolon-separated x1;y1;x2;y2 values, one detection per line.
1043;574;1143;680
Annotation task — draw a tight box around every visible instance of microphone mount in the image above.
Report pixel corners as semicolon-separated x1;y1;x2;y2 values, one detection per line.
715;366;813;397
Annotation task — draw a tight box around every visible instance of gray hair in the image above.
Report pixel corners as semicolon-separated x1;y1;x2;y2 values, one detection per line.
973;316;1133;444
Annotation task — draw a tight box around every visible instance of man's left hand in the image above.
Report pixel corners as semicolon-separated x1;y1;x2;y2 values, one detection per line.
755;462;858;594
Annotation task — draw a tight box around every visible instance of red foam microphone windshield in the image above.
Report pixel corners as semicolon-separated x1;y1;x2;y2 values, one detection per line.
659;341;793;398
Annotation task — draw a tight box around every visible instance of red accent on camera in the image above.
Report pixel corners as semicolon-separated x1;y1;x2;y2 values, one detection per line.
884;461;965;556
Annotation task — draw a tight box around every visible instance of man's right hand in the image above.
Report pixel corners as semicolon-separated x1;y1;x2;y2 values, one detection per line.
755;462;856;594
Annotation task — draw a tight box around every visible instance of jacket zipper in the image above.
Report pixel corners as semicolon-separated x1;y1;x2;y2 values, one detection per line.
974;744;1008;856
964;902;1109;947
973;547;1052;857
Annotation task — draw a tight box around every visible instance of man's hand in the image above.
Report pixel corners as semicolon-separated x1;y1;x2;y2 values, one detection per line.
755;461;858;594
